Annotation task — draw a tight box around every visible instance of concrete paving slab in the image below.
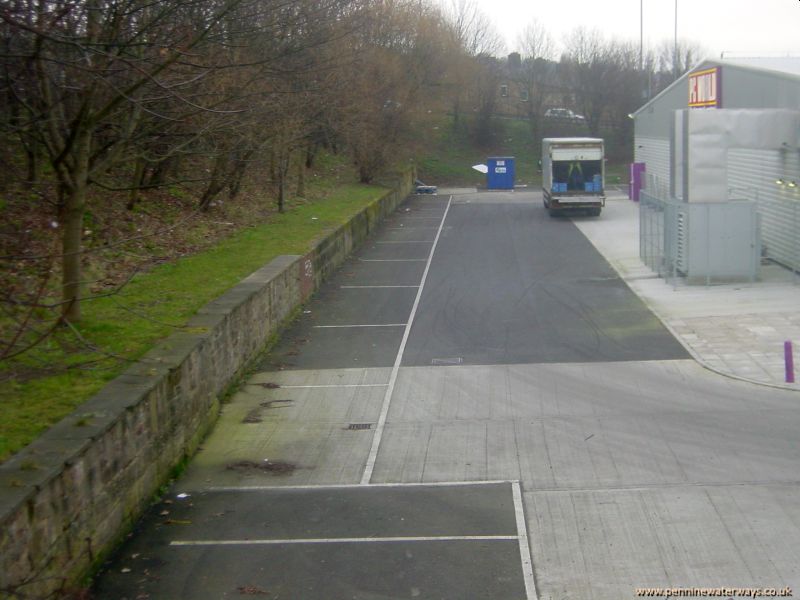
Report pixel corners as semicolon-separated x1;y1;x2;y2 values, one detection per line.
526;485;800;599
179;368;391;489
371;361;800;488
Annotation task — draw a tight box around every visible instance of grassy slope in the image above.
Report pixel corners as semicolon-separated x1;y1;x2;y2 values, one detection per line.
416;115;630;187
0;182;386;461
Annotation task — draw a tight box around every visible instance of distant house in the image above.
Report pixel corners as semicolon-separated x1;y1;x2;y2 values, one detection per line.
494;54;580;122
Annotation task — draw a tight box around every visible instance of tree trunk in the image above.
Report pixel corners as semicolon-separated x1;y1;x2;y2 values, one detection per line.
25;147;39;185
60;185;85;322
305;143;317;169
127;156;146;209
296;159;305;197
199;154;227;211
277;153;290;213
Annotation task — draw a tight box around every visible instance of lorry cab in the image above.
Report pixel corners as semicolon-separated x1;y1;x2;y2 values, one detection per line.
542;137;605;217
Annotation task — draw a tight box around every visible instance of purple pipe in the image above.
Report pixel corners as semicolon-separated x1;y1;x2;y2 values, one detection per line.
785;341;795;384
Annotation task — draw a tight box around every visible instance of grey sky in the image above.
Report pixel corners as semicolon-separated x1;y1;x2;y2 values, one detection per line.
474;0;800;60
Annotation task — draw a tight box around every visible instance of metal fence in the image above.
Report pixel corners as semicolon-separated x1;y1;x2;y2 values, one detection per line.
639;191;680;283
639;191;760;285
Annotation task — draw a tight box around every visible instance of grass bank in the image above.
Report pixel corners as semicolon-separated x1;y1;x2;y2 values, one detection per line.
416;115;631;187
0;182;387;462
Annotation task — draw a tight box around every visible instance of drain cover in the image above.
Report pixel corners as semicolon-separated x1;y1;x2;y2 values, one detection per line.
347;423;373;430
431;357;463;365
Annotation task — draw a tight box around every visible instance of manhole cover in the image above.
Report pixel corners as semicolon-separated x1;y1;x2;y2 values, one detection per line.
347;423;373;430
431;357;463;365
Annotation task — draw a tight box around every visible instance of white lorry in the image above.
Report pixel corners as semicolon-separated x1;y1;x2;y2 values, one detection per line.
542;137;605;217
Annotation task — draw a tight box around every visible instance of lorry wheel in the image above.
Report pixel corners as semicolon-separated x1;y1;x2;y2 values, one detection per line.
589;208;601;217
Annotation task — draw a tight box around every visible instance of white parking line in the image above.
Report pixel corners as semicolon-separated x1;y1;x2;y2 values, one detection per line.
388;215;442;219
206;480;516;492
386;227;439;230
278;384;389;389
512;481;539;600
171;535;517;547
312;324;406;328
361;196;453;485
359;258;427;262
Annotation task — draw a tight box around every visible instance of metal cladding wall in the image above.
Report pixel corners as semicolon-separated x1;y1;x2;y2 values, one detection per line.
634;136;670;195
633;61;800;271
722;66;800;109
728;148;800;271
634;82;687;139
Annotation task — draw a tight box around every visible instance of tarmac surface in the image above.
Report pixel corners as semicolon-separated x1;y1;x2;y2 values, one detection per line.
93;189;800;600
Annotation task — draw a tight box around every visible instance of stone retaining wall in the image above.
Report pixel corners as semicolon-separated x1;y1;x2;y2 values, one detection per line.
0;171;414;598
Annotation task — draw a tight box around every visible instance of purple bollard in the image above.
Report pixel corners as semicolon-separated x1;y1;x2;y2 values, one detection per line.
785;341;795;384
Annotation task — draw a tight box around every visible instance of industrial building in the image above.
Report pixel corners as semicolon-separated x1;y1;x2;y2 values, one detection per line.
632;57;800;276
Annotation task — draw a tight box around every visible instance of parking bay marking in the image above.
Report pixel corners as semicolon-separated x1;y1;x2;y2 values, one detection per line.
312;324;406;328
358;259;427;262
171;535;517;547
361;196;453;485
340;285;420;289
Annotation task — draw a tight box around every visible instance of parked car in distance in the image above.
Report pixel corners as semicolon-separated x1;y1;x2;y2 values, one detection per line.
544;108;585;122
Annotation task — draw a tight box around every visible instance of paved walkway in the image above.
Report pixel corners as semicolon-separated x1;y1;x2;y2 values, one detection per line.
570;193;800;389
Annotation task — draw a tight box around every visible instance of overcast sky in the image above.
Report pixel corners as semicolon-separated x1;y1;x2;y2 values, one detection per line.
472;0;800;60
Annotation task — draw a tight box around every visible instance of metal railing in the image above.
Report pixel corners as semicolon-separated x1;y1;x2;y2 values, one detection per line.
639;191;760;285
639;191;681;285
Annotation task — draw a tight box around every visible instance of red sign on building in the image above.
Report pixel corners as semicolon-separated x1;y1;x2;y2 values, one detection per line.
688;67;721;108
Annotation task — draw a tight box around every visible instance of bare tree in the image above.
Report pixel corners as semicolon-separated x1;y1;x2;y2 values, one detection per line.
1;0;363;327
443;0;504;57
562;28;630;137
1;0;255;322
336;0;450;182
514;20;555;138
652;38;707;92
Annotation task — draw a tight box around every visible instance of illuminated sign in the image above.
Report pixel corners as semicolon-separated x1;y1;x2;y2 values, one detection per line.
688;67;721;108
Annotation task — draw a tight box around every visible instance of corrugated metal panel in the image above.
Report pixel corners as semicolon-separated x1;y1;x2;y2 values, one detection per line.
728;148;800;271
635;136;671;196
676;210;688;273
